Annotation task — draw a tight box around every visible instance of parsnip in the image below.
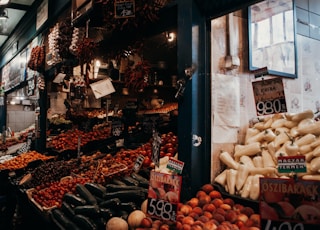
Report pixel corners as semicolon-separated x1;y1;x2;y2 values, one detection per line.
226;169;237;195
271;118;287;129
290;126;299;137
291;109;314;122
284;140;299;156
239;155;255;168
305;151;314;162
240;175;253;198
283;120;298;129
245;128;260;143
312;145;320;157
263;117;273;129
214;169;228;186
250;167;277;177
246;129;276;144
267;141;276;159
253;155;263;168
236;163;250;191
234;142;261;161
249;174;264;200
302;174;320;181
297;118;314;129
253;121;266;131
274;145;288;158
299;144;313;155
262;149;276;167
297;120;320;136
295;133;316;146
274;130;290;149
310;156;320;172
219;151;239;169
310;137;320;148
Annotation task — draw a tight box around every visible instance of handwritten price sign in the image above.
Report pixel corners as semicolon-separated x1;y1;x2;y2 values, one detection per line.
252;78;287;116
147;171;181;223
147;198;177;221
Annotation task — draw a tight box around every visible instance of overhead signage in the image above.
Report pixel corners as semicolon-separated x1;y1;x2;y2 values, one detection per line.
252;77;287;116
114;0;135;18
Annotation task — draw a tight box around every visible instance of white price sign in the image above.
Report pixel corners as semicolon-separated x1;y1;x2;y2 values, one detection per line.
147;198;177;221
252;78;287;116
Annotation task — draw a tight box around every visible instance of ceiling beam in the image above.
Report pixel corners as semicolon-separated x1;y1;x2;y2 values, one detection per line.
6;3;30;11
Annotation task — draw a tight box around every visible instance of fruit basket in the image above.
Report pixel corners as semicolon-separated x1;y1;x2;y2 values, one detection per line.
101;163;128;177
26;188;57;214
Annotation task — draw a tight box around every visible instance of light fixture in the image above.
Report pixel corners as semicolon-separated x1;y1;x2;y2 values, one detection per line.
166;32;176;43
0;8;8;20
0;0;9;5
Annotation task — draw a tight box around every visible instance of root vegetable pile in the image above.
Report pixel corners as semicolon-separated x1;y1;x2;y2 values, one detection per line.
215;109;320;200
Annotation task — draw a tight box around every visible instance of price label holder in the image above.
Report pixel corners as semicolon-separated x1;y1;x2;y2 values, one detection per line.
133;154;145;172
112;119;123;137
260;177;320;230
142;115;160;134
252;77;287;116
147;171;182;224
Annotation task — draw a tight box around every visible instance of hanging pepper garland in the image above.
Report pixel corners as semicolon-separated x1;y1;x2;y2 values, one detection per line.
76;37;97;85
97;0;171;32
124;60;151;92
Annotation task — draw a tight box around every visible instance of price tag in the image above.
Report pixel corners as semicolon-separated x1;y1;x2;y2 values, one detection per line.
112;120;123;137
252;78;287;116
133;154;145;172
167;158;184;174
262;220;305;230
277;155;306;173
260;178;320;229
147;171;182;223
147;198;177;222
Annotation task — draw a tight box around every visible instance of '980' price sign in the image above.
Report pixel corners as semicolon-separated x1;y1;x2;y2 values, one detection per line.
147;198;177;222
256;98;287;116
252;78;287;116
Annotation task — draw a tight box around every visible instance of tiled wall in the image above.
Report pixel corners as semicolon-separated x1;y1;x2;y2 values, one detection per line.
7;105;35;132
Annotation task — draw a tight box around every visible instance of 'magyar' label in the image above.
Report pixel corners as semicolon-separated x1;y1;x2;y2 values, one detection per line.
277;155;306;173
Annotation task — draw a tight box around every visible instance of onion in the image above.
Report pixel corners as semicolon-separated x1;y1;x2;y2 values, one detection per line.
141;199;148;214
106;217;128;230
127;210;146;229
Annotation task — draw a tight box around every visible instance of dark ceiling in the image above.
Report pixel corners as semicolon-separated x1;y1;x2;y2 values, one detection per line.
0;0;36;48
194;0;264;18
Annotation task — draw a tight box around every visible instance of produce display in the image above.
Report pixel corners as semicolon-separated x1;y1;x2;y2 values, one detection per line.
215;109;320;200
175;183;260;230
48;174;149;230
0;150;53;171
48;127;111;151
42;179;261;230
0;125;35;151
18;159;79;189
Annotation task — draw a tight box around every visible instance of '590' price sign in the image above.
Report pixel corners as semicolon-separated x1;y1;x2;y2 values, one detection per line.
252;78;287;116
147;198;177;222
